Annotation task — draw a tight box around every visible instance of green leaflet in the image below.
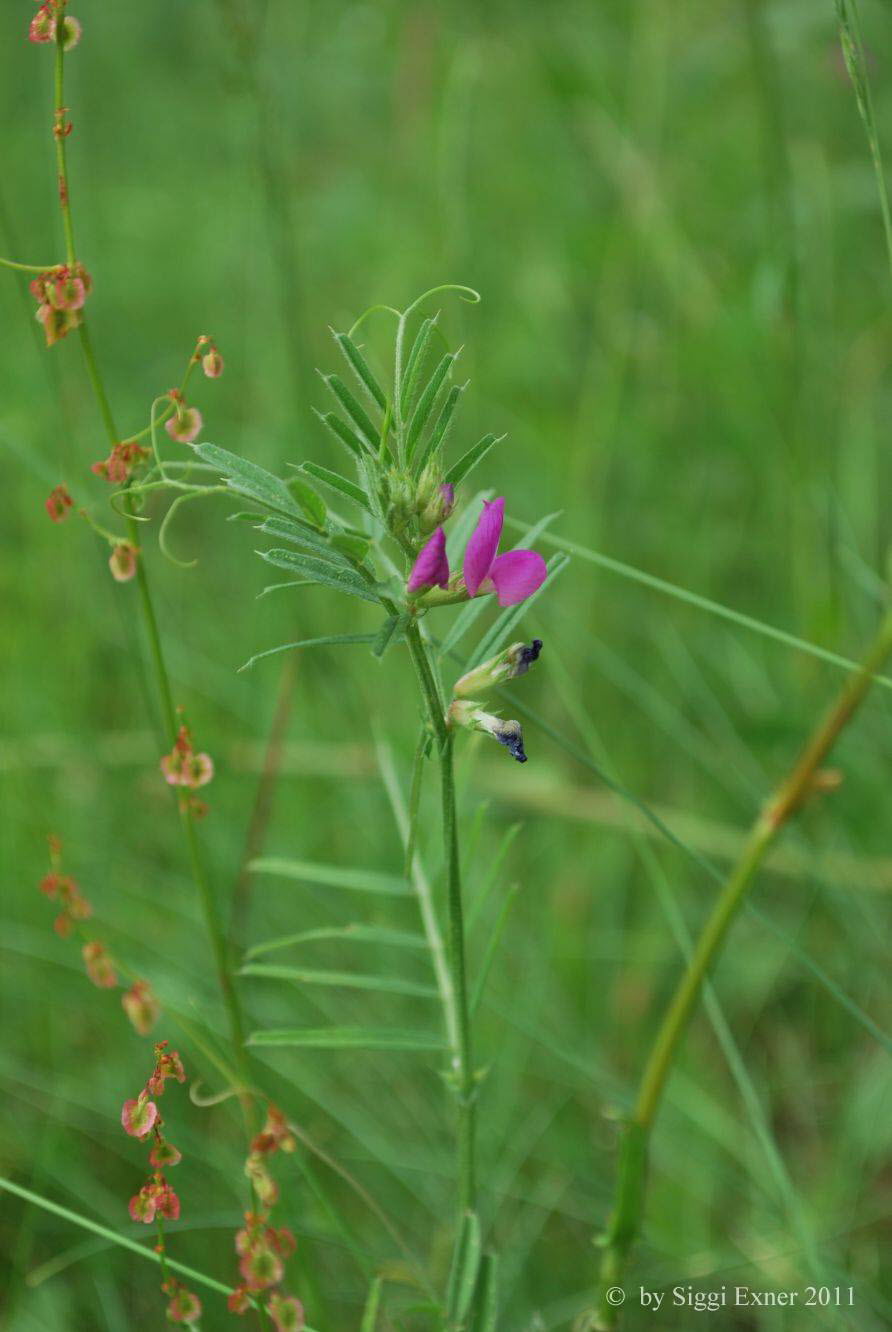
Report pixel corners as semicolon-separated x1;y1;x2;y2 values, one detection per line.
195;442;301;518
249;857;411;896
240;965;439;1000
247;1027;447;1051
399;313;438;414
444;432;504;487
257;516;354;566
286;474;327;528
406;351;457;462
313;407;367;460
299;461;372;513
258;547;382;603
371;613;409;658
321;372;381;450
245;924;429;961
330;531;371;564
238;633;378;673
333;330;387;410
413;380;465;475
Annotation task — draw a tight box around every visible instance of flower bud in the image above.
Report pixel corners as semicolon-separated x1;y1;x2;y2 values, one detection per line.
202;346;224;378
416;466;456;534
453;639;542;698
109;541;139;583
446;701;528;763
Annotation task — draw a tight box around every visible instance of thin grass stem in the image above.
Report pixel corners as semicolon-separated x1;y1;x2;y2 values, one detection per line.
591;608;892;1328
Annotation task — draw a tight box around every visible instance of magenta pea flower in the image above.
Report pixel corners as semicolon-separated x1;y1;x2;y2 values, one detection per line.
408;525;450;593
408;497;547;607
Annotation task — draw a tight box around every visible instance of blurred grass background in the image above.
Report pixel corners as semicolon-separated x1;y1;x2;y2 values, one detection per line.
2;0;892;1327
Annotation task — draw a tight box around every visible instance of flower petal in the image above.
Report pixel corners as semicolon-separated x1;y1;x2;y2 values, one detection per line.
486;549;548;606
463;497;505;596
408;526;450;592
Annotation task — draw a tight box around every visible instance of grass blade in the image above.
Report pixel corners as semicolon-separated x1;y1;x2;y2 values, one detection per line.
446;1210;482;1324
240;965;439;999
249;857;412;897
247;1027;447;1051
361;1276;383;1332
245;925;429;961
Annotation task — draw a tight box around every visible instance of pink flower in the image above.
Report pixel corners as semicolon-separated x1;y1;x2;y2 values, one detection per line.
121;1094;158;1139
268;1293;305;1332
109;542;139;583
165;406;203;444
407;525;450;593
439;482;455;516
463;498;547;606
406;497;548;606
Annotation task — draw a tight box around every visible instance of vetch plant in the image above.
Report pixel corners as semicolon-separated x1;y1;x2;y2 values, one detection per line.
184;285;565;1326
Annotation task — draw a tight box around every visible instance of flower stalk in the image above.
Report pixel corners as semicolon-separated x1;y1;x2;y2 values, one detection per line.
590;607;892;1329
44;21;251;1101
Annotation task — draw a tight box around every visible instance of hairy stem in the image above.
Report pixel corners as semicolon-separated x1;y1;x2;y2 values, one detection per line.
592;608;892;1328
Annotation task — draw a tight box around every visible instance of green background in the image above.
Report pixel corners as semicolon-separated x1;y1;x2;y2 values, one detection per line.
1;1;891;1328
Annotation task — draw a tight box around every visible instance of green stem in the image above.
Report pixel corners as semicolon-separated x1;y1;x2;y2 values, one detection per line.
0;255;55;273
592;608;892;1328
405;623;476;1221
53;31;76;267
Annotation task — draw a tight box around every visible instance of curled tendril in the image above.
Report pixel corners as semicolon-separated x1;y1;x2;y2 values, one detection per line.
402;284;481;321
188;1078;244;1108
348;303;401;340
158;485;228;568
